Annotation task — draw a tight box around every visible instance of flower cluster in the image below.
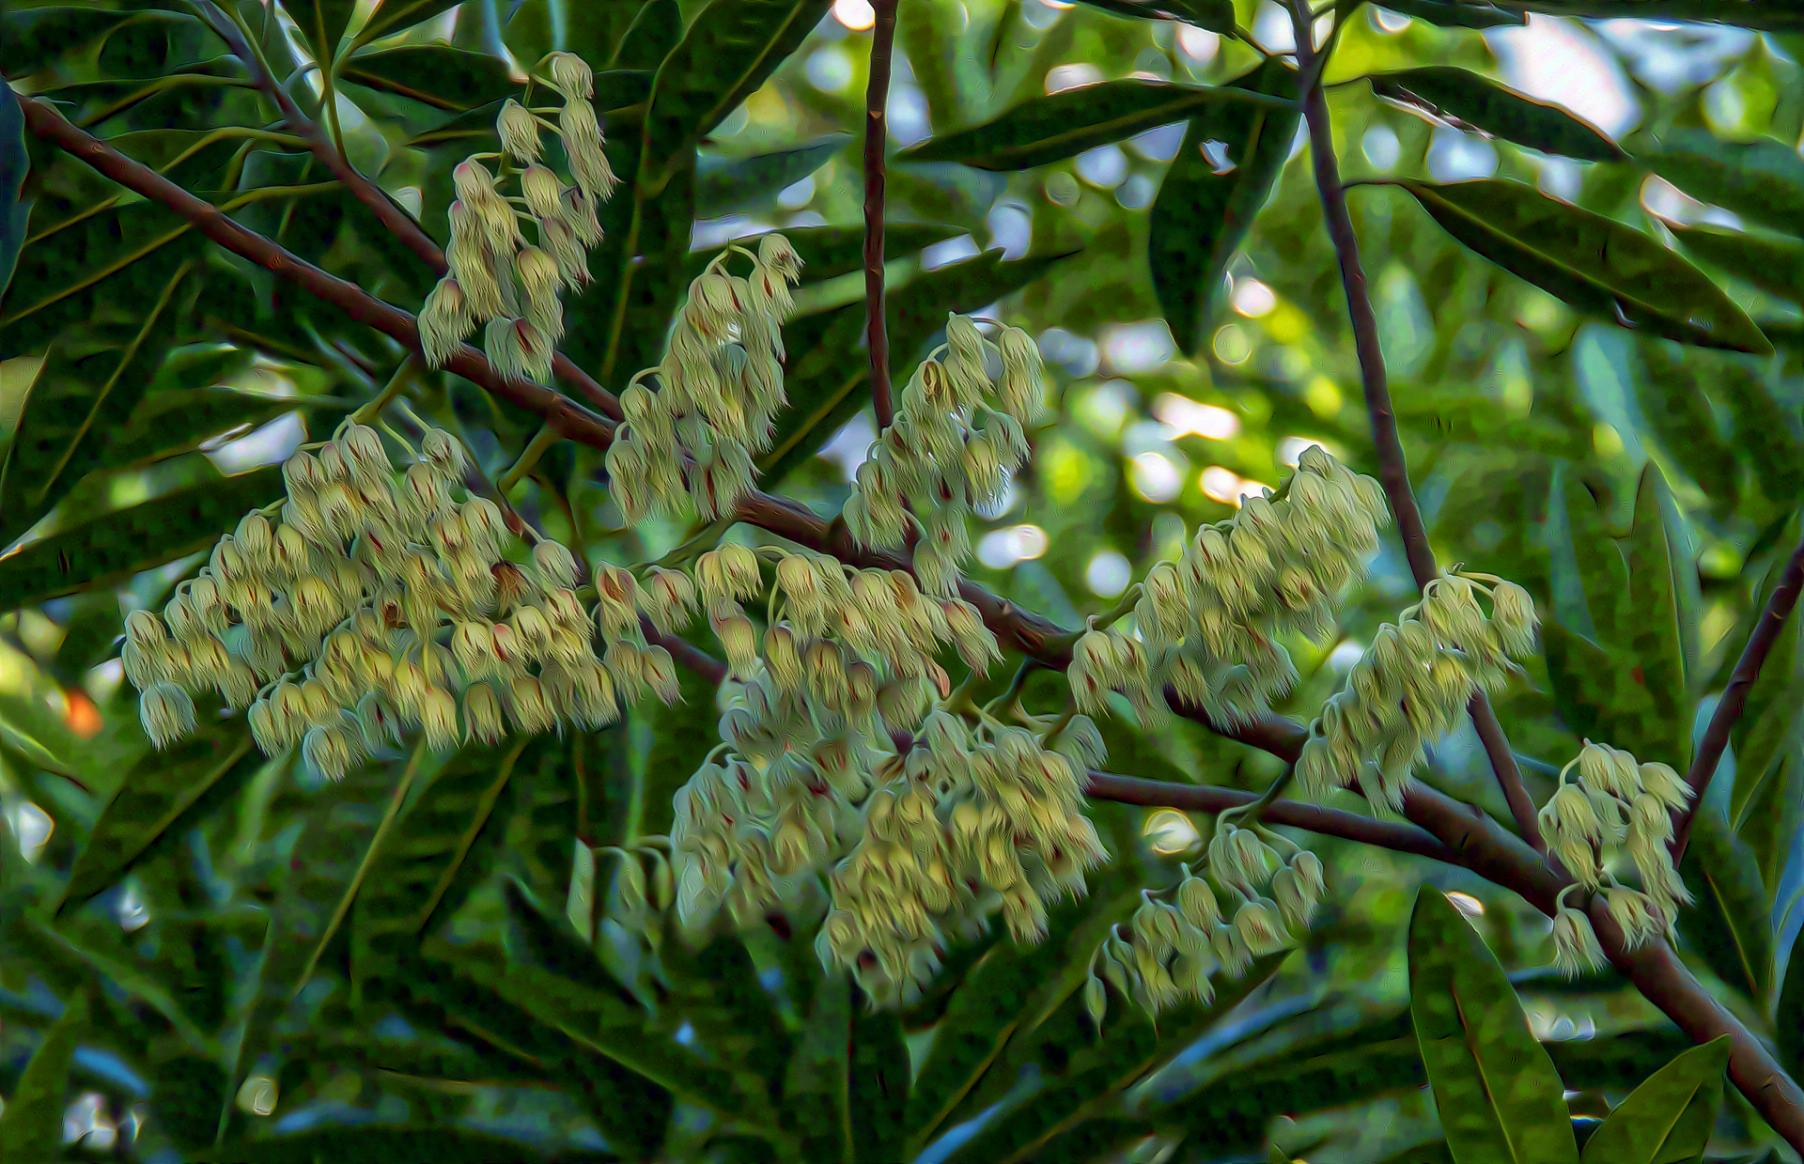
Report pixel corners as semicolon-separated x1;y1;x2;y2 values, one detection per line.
818;717;1108;1005
1544;740;1694;973
1069;445;1389;730
842;316;1048;596
125;420;679;780
418;51;615;379
1294;568;1539;813
604;235;805;524
1086;820;1324;1024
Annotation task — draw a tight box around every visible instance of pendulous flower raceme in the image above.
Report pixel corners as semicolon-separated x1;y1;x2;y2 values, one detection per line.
841;315;1048;598
1541;739;1694;973
603;234;805;525
1069;445;1389;732
418;50;614;379
1085;820;1326;1024
1293;565;1540;814
125;419;681;780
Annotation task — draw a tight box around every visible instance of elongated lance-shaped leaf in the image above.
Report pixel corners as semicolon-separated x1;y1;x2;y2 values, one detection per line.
1395;178;1772;354
204;1125;610;1163
1634;129;1804;238
696;135;850;217
1151;59;1300;355
641;0;830;185
1676;809;1773;1005
1579;1036;1730;1164
338;45;518;112
1779;910;1804;1078
350;0;465;51
902;77;1292;172
1635;340;1740;505
1365;0;1523;26
59;730;258;908
1709;354;1804;502
609;0;682;70
783;970;854;1162
0;464;283;610
0;263;192;545
0;985;86;1159
291;0;357;60
1606;463;1697;763
1073;0;1236;28
1672;224;1804;305
1369;67;1622;162
0;83;28;303
1408;887;1580;1164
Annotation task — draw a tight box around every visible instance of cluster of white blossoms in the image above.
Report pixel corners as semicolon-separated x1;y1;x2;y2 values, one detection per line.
1544;740;1695;973
126;419;681;780
604;235;805;525
1294;568;1539;814
1069;445;1389;732
842;315;1047;597
418;51;615;380
1087;819;1325;1023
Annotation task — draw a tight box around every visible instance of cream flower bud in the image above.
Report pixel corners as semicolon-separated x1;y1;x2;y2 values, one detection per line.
1177;872;1222;932
1489;580;1539;659
559;98;617;202
521;162;564;222
545;50;594;99
1601;886;1663;951
1540;782;1604;843
463;681;506;746
485;316;554;383
125;609;166;647
638;566;697;634
515;246;564;341
560;185;604;247
1637;761;1691;812
140;682;196;749
533;541;580;590
1233;895;1289;957
497;98;540;163
301;719;358;783
1551;905;1607;977
419;687;459;752
996;326;1045;423
711;609;759;679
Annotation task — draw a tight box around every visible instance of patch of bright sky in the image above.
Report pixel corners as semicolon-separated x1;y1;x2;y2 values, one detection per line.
1486;16;1639;139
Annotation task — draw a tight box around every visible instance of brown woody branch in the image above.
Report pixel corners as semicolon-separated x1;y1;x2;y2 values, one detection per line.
1671;532;1804;862
862;0;900;430
189;0;622;419
1286;0;1542;857
30;88;1804;1152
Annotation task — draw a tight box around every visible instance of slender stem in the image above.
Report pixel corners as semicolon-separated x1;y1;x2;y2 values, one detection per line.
351;353;423;424
863;0;901;430
1670;532;1804;862
1285;0;1542;857
498;423;561;495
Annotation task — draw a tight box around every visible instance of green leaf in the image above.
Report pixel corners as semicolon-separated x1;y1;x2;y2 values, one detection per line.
1150;59;1300;355
104;385;328;474
60;731;258;907
0;987;85;1160
0;85;28;304
350;0;465;50
850;996;907;1164
1610;463;1696;762
1579;1036;1730;1164
1072;0;1236;30
0;267;195;543
204;1126;595;1163
641;0;830;179
1396;179;1772;354
611;0;683;71
0;199;205;362
503;0;557;72
352;737;547;994
1484;0;1804;27
0;464;283;610
782;970;853;1162
289;0;358;60
1729;523;1804;831
0;6;137;76
1366;0;1525;27
1710;355;1804;502
1369;67;1622;162
1675;809;1772;1004
1635;340;1740;505
1733;747;1802;903
634;650;717;839
943;953;1288;1164
696;135;850;217
339;45;519;113
1408;887;1580;1164
759;247;1075;488
1634;130;1804;238
655;926;791;1116
1671;225;1804;305
1778;918;1804;1077
902;78;1292;172
905;886;1144;1151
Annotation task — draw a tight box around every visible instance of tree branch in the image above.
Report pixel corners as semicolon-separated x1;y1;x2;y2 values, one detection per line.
1286;0;1542;857
863;0;900;430
1670;531;1804;862
189;0;621;420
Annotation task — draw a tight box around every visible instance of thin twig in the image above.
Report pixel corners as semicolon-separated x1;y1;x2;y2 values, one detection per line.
863;0;901;430
1670;532;1804;862
1285;0;1542;857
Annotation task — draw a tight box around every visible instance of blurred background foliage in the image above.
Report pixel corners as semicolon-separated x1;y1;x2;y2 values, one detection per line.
0;0;1801;1159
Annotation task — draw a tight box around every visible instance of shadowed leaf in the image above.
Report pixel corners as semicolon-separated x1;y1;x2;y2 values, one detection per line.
1370;67;1623;162
1579;1036;1730;1164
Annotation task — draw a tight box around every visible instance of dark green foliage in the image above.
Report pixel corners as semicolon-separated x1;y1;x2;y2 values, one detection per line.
1369;67;1623;162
